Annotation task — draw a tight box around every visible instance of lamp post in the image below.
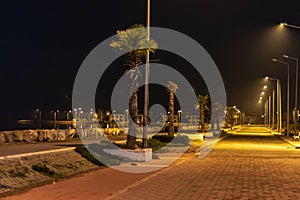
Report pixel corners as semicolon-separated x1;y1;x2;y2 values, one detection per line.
272;59;290;136
142;0;151;148
283;55;299;125
266;77;283;132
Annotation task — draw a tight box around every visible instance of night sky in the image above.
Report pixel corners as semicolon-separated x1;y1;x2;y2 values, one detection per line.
1;0;300;130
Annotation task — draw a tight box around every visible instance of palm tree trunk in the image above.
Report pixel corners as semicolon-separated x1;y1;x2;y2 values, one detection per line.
200;106;205;132
168;91;174;136
126;79;138;149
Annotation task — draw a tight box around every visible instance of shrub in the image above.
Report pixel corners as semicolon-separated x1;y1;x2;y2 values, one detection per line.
152;135;174;143
152;135;190;146
171;135;190;146
147;139;167;151
32;164;61;179
75;145;121;166
75;146;105;166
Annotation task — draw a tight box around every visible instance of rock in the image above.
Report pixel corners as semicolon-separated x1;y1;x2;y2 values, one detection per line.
37;130;46;141
0;133;5;144
57;130;66;140
29;130;38;141
66;129;76;139
22;130;33;142
4;131;14;143
45;130;56;141
13;131;24;142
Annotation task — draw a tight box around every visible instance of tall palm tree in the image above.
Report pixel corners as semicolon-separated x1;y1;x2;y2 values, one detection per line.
196;95;210;132
110;24;157;149
167;81;178;137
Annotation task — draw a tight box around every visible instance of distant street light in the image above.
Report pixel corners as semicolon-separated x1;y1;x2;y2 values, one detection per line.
265;76;282;132
280;22;300;30
272;59;290;135
283;54;299;125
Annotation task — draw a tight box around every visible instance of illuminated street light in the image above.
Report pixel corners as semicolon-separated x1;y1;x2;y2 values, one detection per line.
263;85;268;89
272;58;289;135
280;22;300;30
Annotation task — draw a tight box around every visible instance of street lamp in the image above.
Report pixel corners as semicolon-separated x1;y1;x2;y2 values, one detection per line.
142;0;151;148
280;22;300;30
283;54;299;125
265;76;282;132
272;58;290;135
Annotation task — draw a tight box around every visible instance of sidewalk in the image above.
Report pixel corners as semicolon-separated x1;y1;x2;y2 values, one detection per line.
2;147;194;200
272;131;300;149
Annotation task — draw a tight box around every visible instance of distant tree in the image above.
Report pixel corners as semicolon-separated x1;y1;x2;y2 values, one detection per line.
167;81;178;136
110;24;157;149
225;106;239;127
196;95;210;132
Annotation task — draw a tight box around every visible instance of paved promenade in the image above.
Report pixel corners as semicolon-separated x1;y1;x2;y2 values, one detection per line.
4;127;300;199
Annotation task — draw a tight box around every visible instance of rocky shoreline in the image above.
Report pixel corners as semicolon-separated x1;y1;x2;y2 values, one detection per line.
0;129;77;144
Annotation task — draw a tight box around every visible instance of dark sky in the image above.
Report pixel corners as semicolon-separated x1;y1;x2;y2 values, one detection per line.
0;0;300;130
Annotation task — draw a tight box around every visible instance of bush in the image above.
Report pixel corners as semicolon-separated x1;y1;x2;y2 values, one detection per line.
75;146;104;166
32;164;62;179
75;144;122;166
152;135;174;143
152;135;190;146
171;135;190;146
147;139;166;151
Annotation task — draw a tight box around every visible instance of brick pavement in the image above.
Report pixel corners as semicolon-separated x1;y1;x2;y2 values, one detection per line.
108;131;300;199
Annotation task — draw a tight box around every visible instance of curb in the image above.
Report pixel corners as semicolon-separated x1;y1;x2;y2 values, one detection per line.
273;134;300;149
0;147;76;160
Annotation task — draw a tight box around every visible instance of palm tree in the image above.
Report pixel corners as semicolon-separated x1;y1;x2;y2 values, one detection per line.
167;81;178;137
196;95;210;132
225;106;239;128
110;24;157;149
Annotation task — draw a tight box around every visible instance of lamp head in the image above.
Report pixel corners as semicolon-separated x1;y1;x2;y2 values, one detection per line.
283;55;289;58
280;22;288;26
272;58;277;62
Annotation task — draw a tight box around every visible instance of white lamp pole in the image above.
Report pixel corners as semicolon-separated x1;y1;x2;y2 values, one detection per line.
283;55;299;125
142;0;151;148
273;59;290;136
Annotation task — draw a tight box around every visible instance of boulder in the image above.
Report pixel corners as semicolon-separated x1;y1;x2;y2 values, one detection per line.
4;131;14;143
29;130;38;141
37;130;46;141
45;129;56;141
22;130;33;142
0;133;5;144
66;129;76;139
57;130;66;140
13;131;24;142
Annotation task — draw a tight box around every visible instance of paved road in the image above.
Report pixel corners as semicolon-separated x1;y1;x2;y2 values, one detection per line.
4;126;300;199
0;139;83;157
